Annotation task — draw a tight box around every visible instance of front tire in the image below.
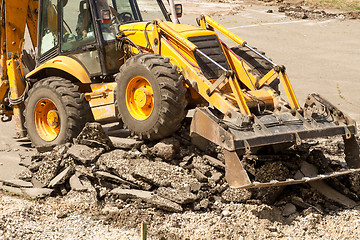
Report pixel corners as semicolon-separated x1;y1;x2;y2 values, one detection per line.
116;54;187;140
24;77;90;147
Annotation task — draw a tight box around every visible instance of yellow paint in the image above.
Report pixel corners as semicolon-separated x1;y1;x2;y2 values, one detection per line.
4;0;29;55
228;76;251;115
125;76;154;120
160;39;237;115
279;71;300;109
197;15;300;112
34;98;60;141
0;80;9;103
87;91;115;108
90;82;117;92
26;0;39;47
26;56;91;84
7;58;26;137
86;83;117;121
91;104;116;122
224;89;274;109
46;110;59;129
119;21;218;69
223;44;257;90
199;15;246;46
257;69;279;88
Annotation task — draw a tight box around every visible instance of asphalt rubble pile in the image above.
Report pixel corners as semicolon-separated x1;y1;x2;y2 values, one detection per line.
7;122;360;215
256;0;360;20
278;5;360;20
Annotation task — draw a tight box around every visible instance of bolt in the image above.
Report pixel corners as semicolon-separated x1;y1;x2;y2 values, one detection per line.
12;41;16;45
220;135;225;142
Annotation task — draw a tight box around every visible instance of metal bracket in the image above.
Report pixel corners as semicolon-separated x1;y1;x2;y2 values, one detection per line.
206;72;228;96
224;149;251;188
190;107;235;151
294;132;301;145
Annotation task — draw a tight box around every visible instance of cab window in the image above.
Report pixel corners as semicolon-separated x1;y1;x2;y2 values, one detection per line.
39;0;58;55
60;0;96;52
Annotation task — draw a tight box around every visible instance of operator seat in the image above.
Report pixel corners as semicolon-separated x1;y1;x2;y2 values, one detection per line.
76;0;92;37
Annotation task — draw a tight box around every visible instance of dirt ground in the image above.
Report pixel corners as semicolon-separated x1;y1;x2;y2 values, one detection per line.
1;0;360;239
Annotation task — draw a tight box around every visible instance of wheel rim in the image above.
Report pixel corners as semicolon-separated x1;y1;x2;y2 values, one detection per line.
125;76;154;120
34;98;60;141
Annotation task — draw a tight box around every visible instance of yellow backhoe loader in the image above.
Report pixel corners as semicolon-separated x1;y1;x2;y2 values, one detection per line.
0;0;359;189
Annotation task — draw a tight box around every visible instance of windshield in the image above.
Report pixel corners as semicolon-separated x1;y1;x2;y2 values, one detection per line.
112;0;168;21
98;0;170;41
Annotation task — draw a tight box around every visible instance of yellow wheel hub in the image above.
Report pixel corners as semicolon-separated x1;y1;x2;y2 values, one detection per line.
126;76;154;120
34;99;60;141
47;110;59;129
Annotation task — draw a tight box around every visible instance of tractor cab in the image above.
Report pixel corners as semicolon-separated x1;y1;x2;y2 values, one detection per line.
37;0;171;79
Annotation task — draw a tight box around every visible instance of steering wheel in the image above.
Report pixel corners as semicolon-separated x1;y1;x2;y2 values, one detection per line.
111;11;133;24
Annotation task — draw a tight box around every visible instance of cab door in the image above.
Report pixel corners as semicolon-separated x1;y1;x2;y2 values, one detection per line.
37;0;102;77
59;0;102;77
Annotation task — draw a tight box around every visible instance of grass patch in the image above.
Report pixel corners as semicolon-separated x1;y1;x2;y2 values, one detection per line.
310;0;360;11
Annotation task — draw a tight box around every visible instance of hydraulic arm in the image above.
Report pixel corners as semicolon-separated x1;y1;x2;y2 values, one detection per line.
117;14;360;188
0;0;38;137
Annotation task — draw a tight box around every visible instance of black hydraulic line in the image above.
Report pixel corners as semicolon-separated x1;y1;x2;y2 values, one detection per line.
144;22;151;51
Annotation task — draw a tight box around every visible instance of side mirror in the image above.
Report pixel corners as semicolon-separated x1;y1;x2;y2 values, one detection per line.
101;9;111;24
175;4;182;18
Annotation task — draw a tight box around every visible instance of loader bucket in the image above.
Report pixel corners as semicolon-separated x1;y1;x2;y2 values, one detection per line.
190;93;360;189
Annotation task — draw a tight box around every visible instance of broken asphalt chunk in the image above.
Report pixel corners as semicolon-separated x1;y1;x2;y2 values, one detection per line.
48;166;74;188
191;169;208;183
94;171;138;188
67;144;104;165
69;175;87;191
0;185;23;195
155;187;198;204
76;122;114;151
21;188;53;199
299;161;357;208
110;188;183;212
204;155;225;170
282;203;297;216
2;179;33;188
151;137;180;160
109;136;143;150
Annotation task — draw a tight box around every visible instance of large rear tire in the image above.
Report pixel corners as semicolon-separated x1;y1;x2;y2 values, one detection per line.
115;53;187;140
24;77;90;147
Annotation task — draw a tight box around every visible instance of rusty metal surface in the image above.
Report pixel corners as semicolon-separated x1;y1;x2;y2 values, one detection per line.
344;135;360;168
224;149;251;188
299;161;357;208
234;167;360;189
190;108;235;151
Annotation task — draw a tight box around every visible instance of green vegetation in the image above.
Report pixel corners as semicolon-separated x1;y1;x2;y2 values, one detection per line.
314;0;360;11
